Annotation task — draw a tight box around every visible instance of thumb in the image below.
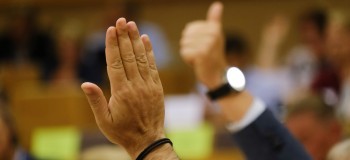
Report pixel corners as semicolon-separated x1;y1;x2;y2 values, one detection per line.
81;82;108;121
206;1;223;23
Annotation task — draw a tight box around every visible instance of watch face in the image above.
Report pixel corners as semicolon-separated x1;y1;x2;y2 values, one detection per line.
226;67;245;91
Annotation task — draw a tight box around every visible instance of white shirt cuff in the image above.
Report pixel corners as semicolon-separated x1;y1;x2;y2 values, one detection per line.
226;98;266;133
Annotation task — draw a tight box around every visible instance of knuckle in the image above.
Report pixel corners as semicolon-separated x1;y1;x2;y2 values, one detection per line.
117;29;128;36
149;64;157;70
145;45;152;52
136;54;148;66
91;96;102;106
122;52;136;63
109;59;123;69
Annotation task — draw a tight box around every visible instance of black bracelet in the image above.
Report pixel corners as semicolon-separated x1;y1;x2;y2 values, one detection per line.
136;138;173;160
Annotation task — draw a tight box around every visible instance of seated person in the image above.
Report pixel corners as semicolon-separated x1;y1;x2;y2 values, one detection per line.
0;10;57;81
327;139;350;160
285;94;342;160
0;105;16;160
0;103;33;160
81;2;311;160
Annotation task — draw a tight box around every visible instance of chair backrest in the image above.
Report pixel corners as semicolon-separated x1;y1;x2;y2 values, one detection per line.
9;83;97;150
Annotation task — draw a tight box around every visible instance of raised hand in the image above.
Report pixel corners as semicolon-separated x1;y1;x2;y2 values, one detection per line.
257;15;289;68
180;2;227;90
81;18;166;159
180;2;254;124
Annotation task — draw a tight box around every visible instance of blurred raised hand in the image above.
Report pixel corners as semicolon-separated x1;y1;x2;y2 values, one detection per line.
180;2;253;123
180;2;227;90
257;15;290;69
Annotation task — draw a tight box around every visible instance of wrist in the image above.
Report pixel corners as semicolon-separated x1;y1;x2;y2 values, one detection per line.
144;143;178;160
206;67;246;101
204;68;227;90
124;133;166;159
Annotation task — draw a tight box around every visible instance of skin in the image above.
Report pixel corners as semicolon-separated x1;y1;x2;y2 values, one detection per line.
81;18;177;159
286;112;341;160
0;118;14;160
83;1;255;159
257;16;289;69
180;2;254;123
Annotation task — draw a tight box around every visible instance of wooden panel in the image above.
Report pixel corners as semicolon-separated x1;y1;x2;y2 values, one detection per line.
9;83;97;150
0;64;40;93
206;148;245;160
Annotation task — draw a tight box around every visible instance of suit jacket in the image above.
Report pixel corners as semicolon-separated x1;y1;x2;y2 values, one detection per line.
233;109;311;160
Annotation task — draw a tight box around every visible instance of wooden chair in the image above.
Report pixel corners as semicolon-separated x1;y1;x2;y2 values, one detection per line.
9;83;97;150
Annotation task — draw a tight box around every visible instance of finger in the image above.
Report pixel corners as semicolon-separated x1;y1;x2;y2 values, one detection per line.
116;18;141;80
141;34;161;84
127;21;151;81
206;1;223;23
105;26;127;89
81;82;108;122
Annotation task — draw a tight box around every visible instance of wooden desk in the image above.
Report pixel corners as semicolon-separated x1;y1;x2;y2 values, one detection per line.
205;148;245;160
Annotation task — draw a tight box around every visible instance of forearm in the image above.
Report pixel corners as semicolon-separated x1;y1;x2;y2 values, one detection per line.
256;42;279;69
216;90;254;123
233;109;311;160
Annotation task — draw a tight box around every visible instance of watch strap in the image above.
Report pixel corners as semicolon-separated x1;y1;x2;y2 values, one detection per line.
206;83;238;100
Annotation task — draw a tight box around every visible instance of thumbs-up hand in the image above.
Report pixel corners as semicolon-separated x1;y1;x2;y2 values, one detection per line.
180;2;227;90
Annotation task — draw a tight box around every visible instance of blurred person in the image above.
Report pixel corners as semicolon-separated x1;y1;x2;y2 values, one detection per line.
180;3;310;159
224;33;251;69
79;5;125;85
286;8;328;91
286;8;341;99
245;9;341;119
81;2;311;159
326;11;350;133
49;20;83;85
285;94;342;160
327;139;350;160
0;103;33;160
0;104;15;160
242;16;291;118
123;1;173;70
0;8;57;81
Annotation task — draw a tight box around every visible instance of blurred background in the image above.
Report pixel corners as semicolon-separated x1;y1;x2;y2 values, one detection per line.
1;0;350;159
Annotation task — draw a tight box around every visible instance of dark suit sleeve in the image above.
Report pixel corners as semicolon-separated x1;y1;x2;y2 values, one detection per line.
232;109;311;160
